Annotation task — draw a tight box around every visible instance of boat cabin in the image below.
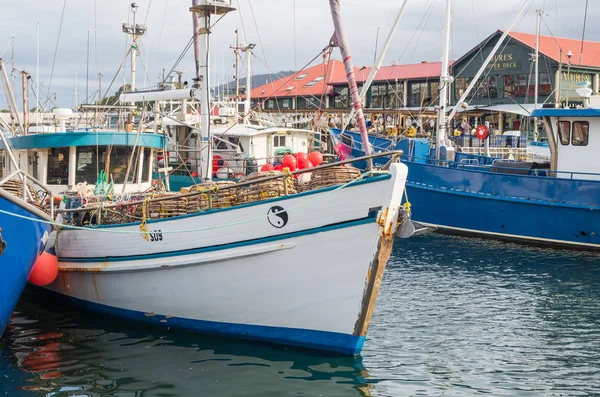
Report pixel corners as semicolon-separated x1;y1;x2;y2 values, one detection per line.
533;103;600;181
0;131;165;195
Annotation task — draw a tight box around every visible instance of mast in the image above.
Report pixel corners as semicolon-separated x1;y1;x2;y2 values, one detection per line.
21;71;29;134
190;0;235;182
122;2;146;102
231;29;240;120
436;0;452;159
242;43;255;122
534;8;541;141
328;0;372;161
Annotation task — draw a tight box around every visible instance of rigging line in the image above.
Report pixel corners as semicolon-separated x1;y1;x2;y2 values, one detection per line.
407;0;438;64
161;36;195;86
156;0;169;60
236;0;249;44
396;0;436;63
101;47;134;103
0;42;11;58
579;0;589;65
45;0;68;108
247;0;271;105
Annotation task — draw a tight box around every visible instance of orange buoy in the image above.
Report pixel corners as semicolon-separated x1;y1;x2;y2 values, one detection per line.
28;251;59;286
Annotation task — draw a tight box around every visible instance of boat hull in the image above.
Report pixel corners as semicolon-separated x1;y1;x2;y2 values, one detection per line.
45;164;408;354
0;195;51;336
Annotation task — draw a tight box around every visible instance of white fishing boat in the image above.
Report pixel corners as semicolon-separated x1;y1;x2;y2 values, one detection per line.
39;0;410;354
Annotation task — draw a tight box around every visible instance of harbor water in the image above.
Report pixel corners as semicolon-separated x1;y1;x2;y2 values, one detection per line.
1;234;599;396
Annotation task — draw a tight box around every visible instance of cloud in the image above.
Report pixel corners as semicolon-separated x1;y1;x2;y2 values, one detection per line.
0;0;595;109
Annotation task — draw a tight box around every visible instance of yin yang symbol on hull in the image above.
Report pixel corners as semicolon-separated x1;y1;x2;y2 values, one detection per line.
267;206;288;228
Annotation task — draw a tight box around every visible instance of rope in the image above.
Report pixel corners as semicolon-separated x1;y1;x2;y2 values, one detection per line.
0;170;374;236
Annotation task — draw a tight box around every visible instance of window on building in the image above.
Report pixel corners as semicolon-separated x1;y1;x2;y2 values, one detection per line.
474;76;498;99
296;73;308;80
539;73;552;96
306;97;320;108
371;84;387;108
273;135;287;148
267;99;275;109
454;78;470;100
429;82;439;101
558;121;571;145
572;121;589;146
305;76;324;87
409;82;428;107
386;82;403;108
334;86;349;108
282;98;291;109
48;147;70;185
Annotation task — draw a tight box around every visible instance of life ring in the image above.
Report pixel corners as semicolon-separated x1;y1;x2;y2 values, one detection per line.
475;125;489;140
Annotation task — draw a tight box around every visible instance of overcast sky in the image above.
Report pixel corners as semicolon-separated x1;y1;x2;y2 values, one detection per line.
0;0;596;109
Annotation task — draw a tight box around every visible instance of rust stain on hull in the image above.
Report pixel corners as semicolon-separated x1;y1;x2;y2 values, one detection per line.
354;235;394;337
92;274;100;303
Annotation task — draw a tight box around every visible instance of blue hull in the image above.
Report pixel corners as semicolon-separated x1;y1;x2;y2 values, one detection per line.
330;129;600;249
0;197;51;336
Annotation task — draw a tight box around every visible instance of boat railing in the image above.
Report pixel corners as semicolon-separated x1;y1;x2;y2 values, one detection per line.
0;170;55;219
57;150;403;215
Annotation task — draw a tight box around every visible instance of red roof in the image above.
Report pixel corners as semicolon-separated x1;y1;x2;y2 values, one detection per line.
250;60;352;99
508;31;600;68
329;61;445;85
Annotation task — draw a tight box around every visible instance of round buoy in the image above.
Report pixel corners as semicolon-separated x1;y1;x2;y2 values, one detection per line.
308;151;324;166
260;164;274;172
296;152;309;169
281;155;297;171
28;251;59;287
475;125;489;140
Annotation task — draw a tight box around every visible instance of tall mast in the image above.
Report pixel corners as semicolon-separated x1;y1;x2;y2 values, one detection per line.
242;43;255;122
231;29;240;120
436;0;452;159
328;0;371;161
190;0;235;182
122;2;146;101
534;8;541;141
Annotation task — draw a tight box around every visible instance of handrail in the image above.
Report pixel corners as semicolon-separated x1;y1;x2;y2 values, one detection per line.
56;150;404;214
0;169;55;219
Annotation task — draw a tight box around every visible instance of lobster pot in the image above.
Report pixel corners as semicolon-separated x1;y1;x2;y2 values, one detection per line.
0;178;48;214
308;165;362;191
237;171;296;204
187;181;238;211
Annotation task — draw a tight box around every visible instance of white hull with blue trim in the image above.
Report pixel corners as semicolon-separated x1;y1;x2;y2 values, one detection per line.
45;163;408;354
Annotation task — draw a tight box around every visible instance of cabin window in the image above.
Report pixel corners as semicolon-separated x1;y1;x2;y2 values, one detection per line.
572;121;589;146
76;146;136;185
558;121;571;145
142;148;151;182
273;135;286;148
47;147;70;185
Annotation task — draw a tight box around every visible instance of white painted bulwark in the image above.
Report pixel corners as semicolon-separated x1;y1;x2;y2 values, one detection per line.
46;163;409;354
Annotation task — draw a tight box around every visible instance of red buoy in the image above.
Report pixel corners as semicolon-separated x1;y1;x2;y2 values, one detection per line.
281;155;297;171
260;164;274;172
28;252;59;287
308;151;323;166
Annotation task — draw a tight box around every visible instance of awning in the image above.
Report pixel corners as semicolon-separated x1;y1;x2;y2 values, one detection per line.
468;103;538;117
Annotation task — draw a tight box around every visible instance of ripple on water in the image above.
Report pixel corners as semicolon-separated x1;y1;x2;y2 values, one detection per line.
1;234;600;396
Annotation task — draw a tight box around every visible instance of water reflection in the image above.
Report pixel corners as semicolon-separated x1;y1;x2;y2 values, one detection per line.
3;290;375;397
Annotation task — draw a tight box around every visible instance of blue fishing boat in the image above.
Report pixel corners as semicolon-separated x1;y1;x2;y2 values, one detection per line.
0;141;54;337
330;103;600;250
